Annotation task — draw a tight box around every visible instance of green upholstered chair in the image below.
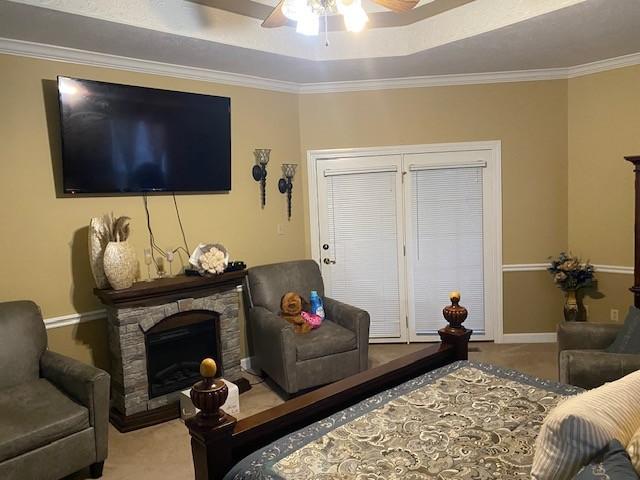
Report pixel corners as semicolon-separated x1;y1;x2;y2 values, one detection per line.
0;301;110;479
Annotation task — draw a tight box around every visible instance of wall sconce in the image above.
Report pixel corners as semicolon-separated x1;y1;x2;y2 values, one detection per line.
278;163;297;221
252;149;271;208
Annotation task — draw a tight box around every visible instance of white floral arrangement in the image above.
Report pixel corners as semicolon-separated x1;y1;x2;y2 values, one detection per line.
189;243;229;275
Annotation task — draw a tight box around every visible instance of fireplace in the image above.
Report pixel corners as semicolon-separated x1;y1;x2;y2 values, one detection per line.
95;271;248;432
145;310;221;398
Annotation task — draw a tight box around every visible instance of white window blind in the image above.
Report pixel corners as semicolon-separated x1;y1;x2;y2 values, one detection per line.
410;167;485;335
327;171;402;338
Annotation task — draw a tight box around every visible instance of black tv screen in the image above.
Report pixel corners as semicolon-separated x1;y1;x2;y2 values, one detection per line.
57;76;231;193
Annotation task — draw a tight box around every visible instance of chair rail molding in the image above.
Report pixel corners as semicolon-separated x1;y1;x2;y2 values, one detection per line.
43;285;244;329
44;309;106;329
502;263;633;274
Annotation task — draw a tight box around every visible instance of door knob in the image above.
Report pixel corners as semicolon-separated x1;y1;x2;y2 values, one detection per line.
323;258;336;265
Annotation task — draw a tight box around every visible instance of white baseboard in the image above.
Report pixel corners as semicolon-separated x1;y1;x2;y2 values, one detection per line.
240;356;261;375
499;332;557;344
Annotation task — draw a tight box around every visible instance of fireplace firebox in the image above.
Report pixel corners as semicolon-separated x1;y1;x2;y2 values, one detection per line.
145;310;221;398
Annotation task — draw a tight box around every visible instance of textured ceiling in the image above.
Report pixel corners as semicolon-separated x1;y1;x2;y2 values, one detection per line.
1;0;639;84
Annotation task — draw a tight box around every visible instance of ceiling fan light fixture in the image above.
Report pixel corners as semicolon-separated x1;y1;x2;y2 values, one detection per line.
296;5;320;36
337;0;369;33
282;0;306;21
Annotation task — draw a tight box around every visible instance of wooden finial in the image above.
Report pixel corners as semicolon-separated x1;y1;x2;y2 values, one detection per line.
200;358;217;378
190;358;228;423
443;290;468;329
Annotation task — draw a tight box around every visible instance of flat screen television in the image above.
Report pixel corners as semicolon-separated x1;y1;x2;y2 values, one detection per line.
57;76;231;194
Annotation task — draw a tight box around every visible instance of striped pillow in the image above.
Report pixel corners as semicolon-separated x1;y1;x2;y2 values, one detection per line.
531;369;640;479
627;427;640;474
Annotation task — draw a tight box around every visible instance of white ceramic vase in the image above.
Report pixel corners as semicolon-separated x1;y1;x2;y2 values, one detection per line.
88;217;110;289
103;241;137;290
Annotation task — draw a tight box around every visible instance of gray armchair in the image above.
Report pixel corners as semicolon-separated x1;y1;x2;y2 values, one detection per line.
0;301;110;480
244;260;370;394
558;321;640;389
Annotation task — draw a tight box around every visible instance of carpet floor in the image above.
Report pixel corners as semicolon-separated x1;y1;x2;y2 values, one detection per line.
66;342;558;480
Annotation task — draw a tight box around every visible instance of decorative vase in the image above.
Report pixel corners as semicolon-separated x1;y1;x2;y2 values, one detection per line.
103;241;137;290
563;289;586;322
88;217;110;289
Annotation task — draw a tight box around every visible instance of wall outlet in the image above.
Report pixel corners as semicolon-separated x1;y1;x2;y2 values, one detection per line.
584;304;589;319
277;224;284;235
611;309;619;322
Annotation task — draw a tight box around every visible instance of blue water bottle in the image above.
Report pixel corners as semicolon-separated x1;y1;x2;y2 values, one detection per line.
309;290;325;320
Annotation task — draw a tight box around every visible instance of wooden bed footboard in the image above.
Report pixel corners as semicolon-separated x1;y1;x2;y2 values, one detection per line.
186;295;472;480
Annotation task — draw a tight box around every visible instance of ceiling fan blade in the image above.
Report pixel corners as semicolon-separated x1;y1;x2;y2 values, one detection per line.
262;0;289;28
371;0;419;13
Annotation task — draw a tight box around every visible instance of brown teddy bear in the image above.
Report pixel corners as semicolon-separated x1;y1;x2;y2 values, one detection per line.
280;292;312;334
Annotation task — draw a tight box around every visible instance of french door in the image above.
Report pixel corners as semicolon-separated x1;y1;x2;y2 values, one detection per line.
316;155;408;342
312;142;501;343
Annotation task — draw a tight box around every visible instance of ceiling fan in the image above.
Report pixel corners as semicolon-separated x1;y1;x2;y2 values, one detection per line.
262;0;419;36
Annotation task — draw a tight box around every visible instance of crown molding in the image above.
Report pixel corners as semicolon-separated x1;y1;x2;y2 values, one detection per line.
1;38;639;95
567;51;640;79
0;38;300;94
297;68;570;94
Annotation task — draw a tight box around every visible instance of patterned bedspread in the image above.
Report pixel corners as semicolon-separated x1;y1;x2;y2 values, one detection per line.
225;361;582;480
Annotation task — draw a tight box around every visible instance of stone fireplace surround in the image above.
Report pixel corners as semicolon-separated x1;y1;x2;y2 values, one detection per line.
95;271;247;432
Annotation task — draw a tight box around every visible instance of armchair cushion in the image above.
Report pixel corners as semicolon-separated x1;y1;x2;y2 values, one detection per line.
0;378;90;462
295;320;356;362
247;260;324;314
0;301;47;389
40;350;110;462
558;321;621;352
606;306;640;354
560;350;640;389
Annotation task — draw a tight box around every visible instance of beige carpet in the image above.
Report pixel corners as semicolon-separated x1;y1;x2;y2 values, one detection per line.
66;342;558;480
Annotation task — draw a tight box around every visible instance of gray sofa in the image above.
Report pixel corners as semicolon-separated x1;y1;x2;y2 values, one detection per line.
558;320;640;389
0;301;110;480
244;260;370;395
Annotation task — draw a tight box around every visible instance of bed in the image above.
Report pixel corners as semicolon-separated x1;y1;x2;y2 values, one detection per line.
186;155;640;480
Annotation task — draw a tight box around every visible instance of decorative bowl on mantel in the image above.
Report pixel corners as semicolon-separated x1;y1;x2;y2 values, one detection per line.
188;243;229;275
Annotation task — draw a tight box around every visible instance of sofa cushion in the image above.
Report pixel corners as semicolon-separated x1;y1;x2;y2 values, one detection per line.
0;378;90;462
295;320;356;362
606;306;640;354
531;369;640;479
574;440;640;479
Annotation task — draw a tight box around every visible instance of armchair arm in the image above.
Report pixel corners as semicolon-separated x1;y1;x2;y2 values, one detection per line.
323;297;370;371
557;321;621;352
559;349;640;389
249;306;297;391
40;350;110;462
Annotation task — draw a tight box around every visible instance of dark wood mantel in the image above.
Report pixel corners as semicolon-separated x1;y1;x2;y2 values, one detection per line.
94;270;247;308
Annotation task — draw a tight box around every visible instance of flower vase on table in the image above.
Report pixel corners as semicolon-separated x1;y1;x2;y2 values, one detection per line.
563;289;587;322
548;252;594;322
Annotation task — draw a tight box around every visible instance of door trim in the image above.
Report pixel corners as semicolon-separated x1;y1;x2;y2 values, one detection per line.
307;141;503;342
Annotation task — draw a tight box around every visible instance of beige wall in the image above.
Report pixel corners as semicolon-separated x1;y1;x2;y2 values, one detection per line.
568;65;640;320
299;81;569;333
0;54;305;366
4;51;638;363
